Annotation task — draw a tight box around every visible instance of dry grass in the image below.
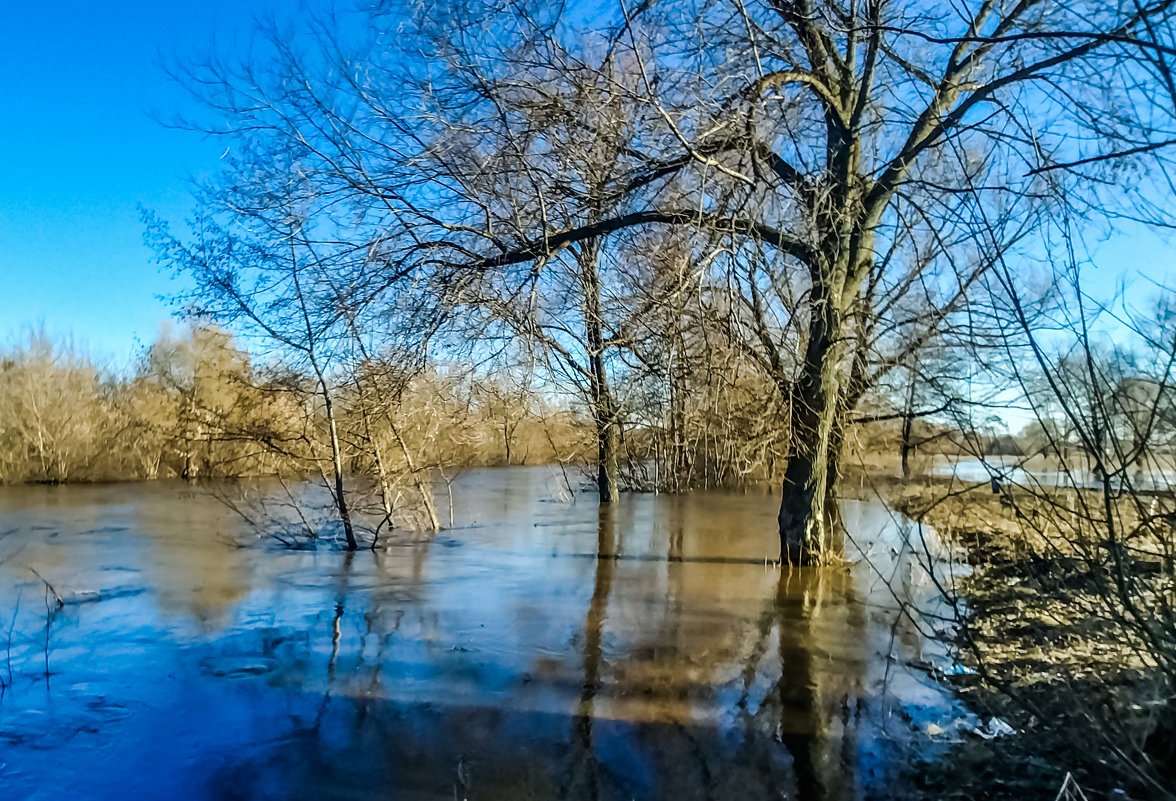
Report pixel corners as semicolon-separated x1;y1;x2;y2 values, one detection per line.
883;482;1176;800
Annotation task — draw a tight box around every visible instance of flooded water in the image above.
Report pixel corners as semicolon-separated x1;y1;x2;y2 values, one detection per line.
0;467;965;801
929;454;1176;492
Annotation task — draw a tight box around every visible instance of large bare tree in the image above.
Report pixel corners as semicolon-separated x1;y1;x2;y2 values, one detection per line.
157;0;1176;562
396;0;1176;562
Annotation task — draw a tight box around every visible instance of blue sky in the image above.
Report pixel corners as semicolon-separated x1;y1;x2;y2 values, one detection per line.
0;1;1172;372
0;0;286;365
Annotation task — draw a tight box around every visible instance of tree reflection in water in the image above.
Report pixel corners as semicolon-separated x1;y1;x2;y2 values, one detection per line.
0;471;954;801
205;521;870;799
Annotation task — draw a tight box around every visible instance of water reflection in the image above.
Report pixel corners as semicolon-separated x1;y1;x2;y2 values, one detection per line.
0;469;960;800
774;569;865;801
132;490;253;626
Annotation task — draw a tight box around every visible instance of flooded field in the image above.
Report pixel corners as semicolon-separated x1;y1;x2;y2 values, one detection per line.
0;468;965;800
927;454;1176;492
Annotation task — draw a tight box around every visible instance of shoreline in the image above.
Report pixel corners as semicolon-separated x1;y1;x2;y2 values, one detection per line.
879;481;1175;800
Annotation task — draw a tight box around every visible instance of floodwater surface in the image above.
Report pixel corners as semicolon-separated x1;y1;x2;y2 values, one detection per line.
928;453;1176;491
0;468;964;800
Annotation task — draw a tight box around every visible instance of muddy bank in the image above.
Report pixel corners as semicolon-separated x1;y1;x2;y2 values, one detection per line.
886;483;1174;800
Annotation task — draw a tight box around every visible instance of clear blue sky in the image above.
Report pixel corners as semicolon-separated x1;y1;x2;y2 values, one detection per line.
0;0;285;366
0;1;1172;371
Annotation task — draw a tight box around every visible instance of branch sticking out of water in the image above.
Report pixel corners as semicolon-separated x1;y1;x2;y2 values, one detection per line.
27;567;64;610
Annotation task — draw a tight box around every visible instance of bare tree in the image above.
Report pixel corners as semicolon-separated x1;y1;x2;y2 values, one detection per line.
149;0;1176;565
147;160;373;549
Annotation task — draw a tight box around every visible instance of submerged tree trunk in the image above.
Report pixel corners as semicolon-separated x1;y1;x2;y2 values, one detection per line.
582;240;620;504
665;348;690;493
591;344;620;504
313;366;357;551
778;204;874;564
322;390;358;551
289;245;357;552
778;298;842;566
355;387;394;549
596;413;620;504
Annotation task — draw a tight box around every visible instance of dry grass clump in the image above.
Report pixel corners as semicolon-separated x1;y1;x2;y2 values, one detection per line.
889;483;1176;800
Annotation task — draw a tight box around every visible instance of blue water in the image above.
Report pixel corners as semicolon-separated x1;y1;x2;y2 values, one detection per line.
0;468;962;800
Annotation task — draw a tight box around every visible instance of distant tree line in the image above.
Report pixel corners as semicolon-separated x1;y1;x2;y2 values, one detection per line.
0;325;588;489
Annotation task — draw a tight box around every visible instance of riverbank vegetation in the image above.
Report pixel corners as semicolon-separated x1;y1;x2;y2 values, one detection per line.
892;480;1176;799
886;275;1176;797
0;325;589;486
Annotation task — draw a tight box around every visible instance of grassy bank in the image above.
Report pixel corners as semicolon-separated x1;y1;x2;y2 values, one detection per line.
880;481;1175;800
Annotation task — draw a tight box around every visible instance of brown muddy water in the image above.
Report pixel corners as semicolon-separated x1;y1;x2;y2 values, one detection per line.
0;467;969;800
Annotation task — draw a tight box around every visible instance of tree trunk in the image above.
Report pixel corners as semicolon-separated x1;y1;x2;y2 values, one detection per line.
900;370;917;480
181;391;198;482
900;423;913;480
667;350;690;493
355;388;394;549
389;419;441;533
778;301;842;566
596;408;620;504
322;389;358;551
589;343;620;504
582;240;620;504
823;414;847;551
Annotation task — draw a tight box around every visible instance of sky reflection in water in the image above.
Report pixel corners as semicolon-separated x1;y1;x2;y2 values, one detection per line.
0;467;962;800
